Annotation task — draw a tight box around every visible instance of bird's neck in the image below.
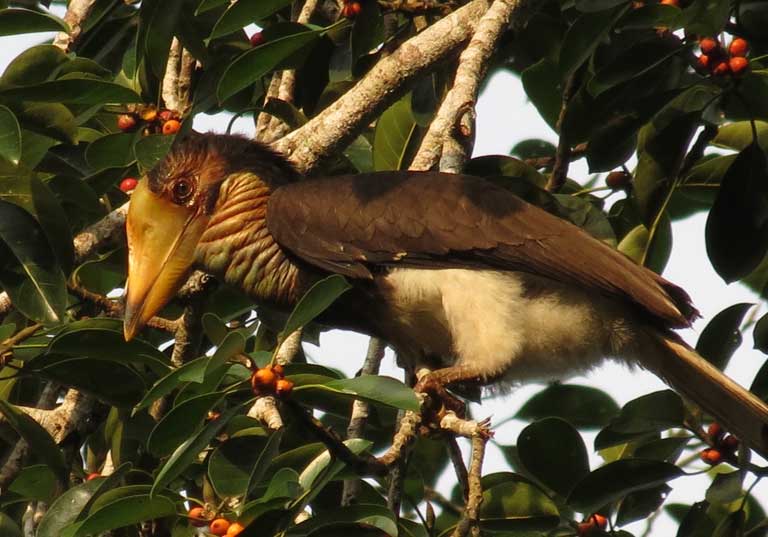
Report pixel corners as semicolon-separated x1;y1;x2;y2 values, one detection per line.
196;172;310;307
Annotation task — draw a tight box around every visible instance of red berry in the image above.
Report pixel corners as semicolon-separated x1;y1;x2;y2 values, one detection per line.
660;0;679;6
117;114;137;132
721;434;740;451
605;171;631;190
699;37;718;55
227;522;246;537
729;38;749;57
729;56;749;75
276;378;294;396
696;54;710;70
251;367;278;394
188;506;208;527
700;448;724;465
272;363;285;377
119;177;138;193
712;61;730;76
162;119;181;135
210;518;231;536
140;107;158;123
250;32;265;47
707;422;723;440
591;514;608;530
158;109;174;122
86;472;101;481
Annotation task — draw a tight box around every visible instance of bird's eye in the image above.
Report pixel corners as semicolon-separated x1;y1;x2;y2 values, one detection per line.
171;178;195;204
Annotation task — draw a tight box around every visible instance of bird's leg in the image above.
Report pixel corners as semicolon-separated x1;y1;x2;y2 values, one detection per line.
414;364;489;422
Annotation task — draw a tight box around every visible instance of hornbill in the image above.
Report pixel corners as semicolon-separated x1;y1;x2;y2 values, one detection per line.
123;133;768;455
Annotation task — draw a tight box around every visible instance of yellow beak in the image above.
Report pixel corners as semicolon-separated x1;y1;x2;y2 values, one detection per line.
123;180;208;341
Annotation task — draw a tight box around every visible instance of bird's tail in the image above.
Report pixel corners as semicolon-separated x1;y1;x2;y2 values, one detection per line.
641;329;768;457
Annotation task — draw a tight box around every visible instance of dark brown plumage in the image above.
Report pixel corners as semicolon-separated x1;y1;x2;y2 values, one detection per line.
124;133;768;456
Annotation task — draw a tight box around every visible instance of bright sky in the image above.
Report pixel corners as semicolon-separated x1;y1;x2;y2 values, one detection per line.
2;16;766;535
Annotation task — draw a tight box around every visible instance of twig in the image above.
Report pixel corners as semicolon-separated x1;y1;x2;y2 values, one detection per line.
545;71;580;193
411;0;521;172
288;400;389;476
263;0;320;142
274;0;496;173
52;0;99;52
342;337;386;506
680;124;718;178
524;142;588;169
161;38;196;115
446;434;470;500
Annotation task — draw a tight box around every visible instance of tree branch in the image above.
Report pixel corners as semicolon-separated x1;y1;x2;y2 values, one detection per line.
273;0;494;173
411;0;521;172
52;0;99;53
161;38;196;115
545;71;580;193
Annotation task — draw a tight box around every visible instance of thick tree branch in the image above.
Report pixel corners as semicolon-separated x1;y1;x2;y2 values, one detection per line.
52;0;98;52
411;0;521;172
161;38;196;115
273;0;495;173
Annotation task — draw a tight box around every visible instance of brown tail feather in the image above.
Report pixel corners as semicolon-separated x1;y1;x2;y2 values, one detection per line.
641;330;768;457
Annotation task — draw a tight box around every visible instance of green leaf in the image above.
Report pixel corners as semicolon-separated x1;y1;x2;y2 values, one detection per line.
634;87;718;224
0;45;68;86
515;384;619;429
0;8;68;36
679;0;730;36
617;214;673;274
695;303;753;370
297;438;371;505
559;7;625;80
518;418;589;497
72;494;176;537
208;433;269;497
0;399;67;483
510;139;556;160
705;142;768;282
0;200;67;323
245;429;284;495
521;58;561;130
351;1;384;61
0;513;21;537
202;312;228;345
0;105;21;165
217;28;321;102
148;392;225;457
754;313;768;354
85;133;137;170
297;375;419;411
36;480;103;537
479;473;560;532
616;485;671;526
196;0;229;14
567;459;684;514
0;173;74;274
151;402;247;496
209;0;293;39
705;471;743;505
595;390;684;449
373;96;417;171
712;121;768;152
287;504;398;537
134;133;175;171
133;355;212;412
138;0;183;78
0;79;141;105
13;102;77;144
8;464;57;502
282;274;351;337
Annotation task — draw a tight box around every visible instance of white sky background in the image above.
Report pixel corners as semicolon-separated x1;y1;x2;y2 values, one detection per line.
2;16;768;535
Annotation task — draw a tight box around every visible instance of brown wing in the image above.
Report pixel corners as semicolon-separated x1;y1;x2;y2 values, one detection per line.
266;172;697;328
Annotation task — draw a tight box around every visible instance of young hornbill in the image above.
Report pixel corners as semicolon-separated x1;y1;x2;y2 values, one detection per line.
123;133;768;455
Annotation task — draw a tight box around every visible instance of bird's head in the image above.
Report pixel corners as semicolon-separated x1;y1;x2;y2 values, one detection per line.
123;133;296;341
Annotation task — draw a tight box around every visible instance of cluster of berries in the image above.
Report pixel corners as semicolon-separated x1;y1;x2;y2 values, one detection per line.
696;36;750;77
577;513;608;536
341;0;362;18
251;363;294;396
700;422;740;465
188;507;244;536
117;106;182;137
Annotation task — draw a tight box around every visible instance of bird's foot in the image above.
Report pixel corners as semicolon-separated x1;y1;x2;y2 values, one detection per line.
414;374;467;423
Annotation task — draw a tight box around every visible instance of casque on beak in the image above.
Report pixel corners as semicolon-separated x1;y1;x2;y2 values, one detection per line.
123;179;209;341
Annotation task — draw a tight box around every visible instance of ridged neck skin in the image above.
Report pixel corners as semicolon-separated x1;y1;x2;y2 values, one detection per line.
196;172;310;307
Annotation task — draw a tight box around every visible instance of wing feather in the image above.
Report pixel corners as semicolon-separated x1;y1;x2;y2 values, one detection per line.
266;172;697;327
